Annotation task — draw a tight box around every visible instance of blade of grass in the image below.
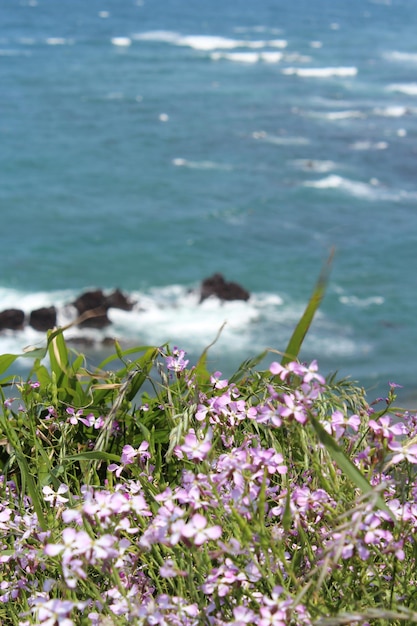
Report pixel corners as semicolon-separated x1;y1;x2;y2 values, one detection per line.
281;249;334;366
229;349;268;385
309;414;395;521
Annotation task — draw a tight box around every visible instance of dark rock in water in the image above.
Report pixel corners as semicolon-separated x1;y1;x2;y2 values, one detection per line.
72;290;110;328
66;336;96;348
72;289;133;328
73;290;108;315
73;289;134;314
0;308;25;331
105;289;134;311
29;306;57;332
200;273;250;303
78;311;111;328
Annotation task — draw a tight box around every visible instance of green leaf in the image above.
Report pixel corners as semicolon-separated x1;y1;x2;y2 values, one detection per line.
195;323;227;384
63;451;121;462
0;353;19;377
98;344;159;371
229;350;268;385
281;249;334;366
125;348;159;401
282;488;292;532
309;415;395;521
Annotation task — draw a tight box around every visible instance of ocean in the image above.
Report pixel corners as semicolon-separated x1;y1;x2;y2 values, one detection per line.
1;0;417;404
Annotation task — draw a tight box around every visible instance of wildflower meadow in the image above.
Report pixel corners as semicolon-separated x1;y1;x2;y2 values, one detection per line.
1;264;417;625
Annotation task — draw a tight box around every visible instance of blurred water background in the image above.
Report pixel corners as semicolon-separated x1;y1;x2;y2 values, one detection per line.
1;0;417;403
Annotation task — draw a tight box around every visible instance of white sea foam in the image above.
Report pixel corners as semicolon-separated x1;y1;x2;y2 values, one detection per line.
179;35;245;51
386;83;417;96
268;40;288;49
320;110;365;120
211;51;260;63
303;175;417;202
132;30;287;52
339;295;385;307
252;131;310;146
303;175;384;200
45;37;71;45
373;105;411;117
210;50;284;64
0;49;32;56
283;53;312;63
349;140;388;151
172;158;233;170
260;52;284;63
291;159;337;173
234;26;283;35
0;284;360;372
283;66;358;78
303;334;360;358
132;30;181;43
0;288;75;314
384;51;417;64
111;37;132;47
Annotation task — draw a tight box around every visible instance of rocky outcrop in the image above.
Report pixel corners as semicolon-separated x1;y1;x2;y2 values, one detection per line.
29;306;57;332
199;274;250;303
105;288;134;311
73;290;108;315
72;290;110;328
0;309;25;331
72;289;135;328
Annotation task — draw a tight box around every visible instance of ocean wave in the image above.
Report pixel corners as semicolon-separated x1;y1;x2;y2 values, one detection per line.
303;175;417;202
386;83;417;96
211;51;260;63
172;158;233;170
373;105;412;117
0;49;32;56
0;286;283;361
111;37;132;47
349;140;388;151
316;110;365;120
233;26;283;35
282;66;358;78
45;37;73;45
132;30;288;52
303;175;383;200
210;51;284;63
284;53;313;63
291;159;337;173
384;51;417;64
0;284;366;373
131;30;181;43
339;295;385;307
252;131;310;145
211;51;312;64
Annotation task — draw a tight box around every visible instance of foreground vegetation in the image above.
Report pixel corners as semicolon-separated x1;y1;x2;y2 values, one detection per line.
1;264;417;625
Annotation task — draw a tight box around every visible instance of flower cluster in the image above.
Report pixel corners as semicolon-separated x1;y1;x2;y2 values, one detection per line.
1;355;417;625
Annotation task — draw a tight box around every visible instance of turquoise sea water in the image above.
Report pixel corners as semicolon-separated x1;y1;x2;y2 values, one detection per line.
1;0;417;402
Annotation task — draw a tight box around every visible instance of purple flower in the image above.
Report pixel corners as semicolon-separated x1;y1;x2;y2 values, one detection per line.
388;441;417;465
29;597;86;626
174;429;212;461
42;484;69;506
210;371;229;389
172;513;222;546
166;347;189;373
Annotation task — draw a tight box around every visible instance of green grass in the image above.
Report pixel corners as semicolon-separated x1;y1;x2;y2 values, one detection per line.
1;259;417;625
